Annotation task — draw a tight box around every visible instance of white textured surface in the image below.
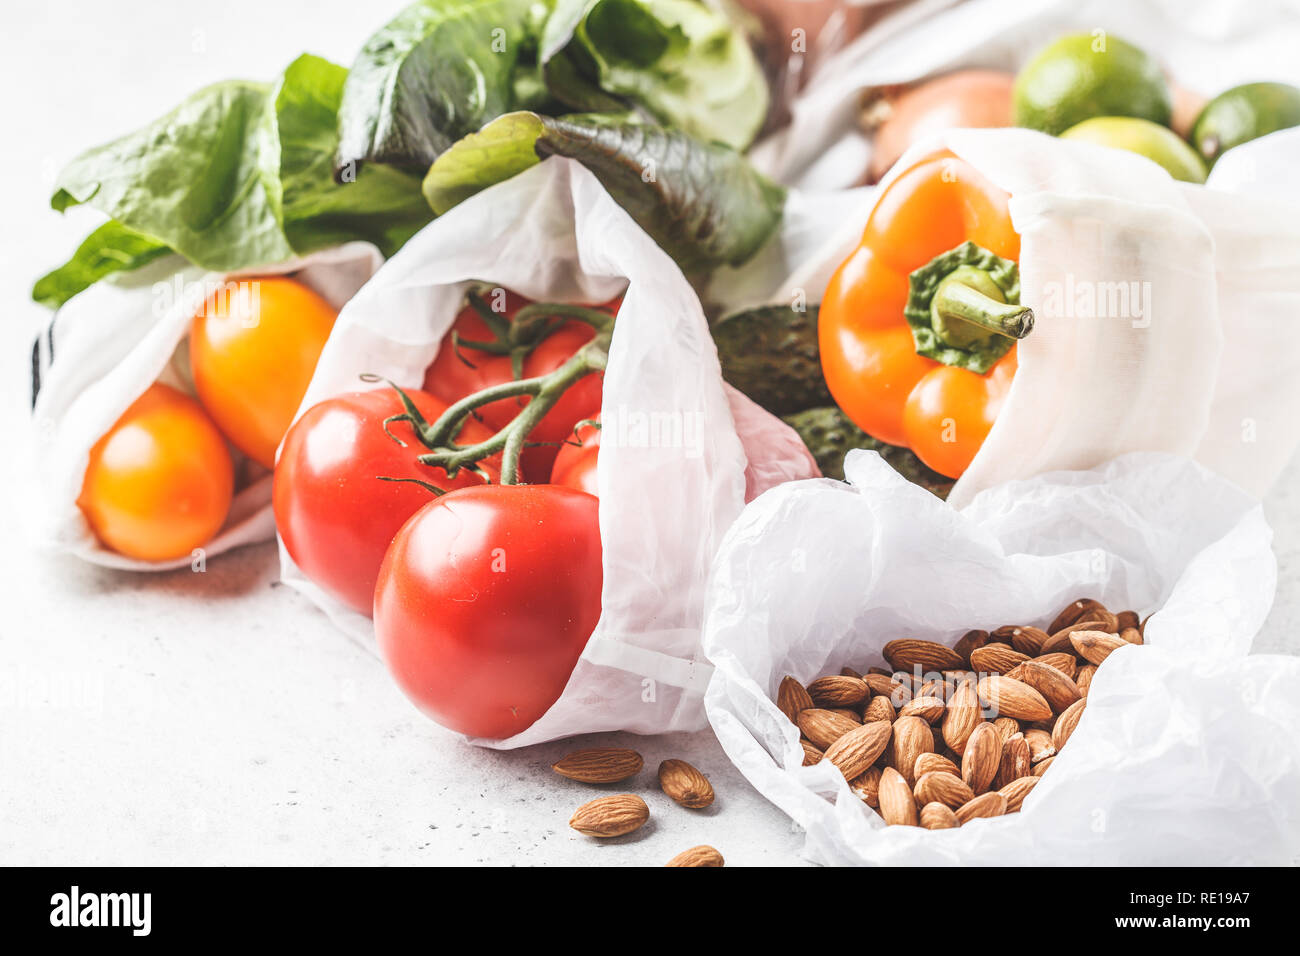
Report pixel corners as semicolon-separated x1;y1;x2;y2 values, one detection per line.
1;0;1296;866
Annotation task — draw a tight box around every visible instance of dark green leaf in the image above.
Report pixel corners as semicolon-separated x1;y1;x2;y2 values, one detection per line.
422;111;785;275
31;222;172;308
712;303;829;416
264;53;433;257
335;0;547;172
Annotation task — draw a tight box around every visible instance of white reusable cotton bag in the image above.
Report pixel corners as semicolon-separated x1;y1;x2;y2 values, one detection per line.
281;157;818;748
27;243;383;570
703;450;1300;865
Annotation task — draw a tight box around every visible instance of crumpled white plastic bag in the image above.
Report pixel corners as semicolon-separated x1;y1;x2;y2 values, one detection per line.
703;450;1300;865
282;157;819;748
26;243;383;571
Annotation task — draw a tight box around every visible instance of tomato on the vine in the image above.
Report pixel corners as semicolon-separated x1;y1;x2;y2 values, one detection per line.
421;293;616;480
373;484;603;739
190;276;337;469
274;388;495;616
78;383;233;561
551;414;601;497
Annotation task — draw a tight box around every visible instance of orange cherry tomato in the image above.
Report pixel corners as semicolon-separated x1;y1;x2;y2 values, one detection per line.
189;276;337;468
78;383;233;561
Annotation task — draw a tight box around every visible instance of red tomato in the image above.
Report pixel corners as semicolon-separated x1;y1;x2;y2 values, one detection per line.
78;383;233;561
274;389;494;616
551;414;601;497
422;294;614;480
374;484;603;739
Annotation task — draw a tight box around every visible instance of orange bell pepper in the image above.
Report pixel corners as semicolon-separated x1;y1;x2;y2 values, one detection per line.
819;152;1032;479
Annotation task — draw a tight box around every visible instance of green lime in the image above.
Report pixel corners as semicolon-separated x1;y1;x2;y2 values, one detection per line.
1191;81;1300;167
1060;116;1207;182
1015;33;1172;136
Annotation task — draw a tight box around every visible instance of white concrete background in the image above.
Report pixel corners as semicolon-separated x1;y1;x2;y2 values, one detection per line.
1;0;1295;866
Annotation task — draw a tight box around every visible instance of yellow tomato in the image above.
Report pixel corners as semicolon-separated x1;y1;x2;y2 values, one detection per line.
78;384;234;561
189;276;337;468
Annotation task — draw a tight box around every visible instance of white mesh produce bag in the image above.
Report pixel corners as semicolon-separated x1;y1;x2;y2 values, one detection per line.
26;243;383;570
703;450;1300;865
282;157;818;748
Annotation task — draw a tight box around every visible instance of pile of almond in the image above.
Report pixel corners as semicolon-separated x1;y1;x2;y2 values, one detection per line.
777;598;1144;828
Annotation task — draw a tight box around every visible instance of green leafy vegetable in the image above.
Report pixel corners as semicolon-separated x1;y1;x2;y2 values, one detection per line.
335;0;548;171
783;406;953;497
35;54;432;306
542;0;767;151
423;111;784;275
32;222;172;309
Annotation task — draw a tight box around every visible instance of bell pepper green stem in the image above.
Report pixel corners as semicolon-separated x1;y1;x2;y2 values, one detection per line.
933;280;1034;340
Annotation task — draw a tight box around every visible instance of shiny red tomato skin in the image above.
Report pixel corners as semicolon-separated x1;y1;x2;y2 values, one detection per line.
422;297;612;480
274;389;493;616
373;484;603;739
551;414;601;497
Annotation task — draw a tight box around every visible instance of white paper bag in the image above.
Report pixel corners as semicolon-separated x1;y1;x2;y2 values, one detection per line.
282;157;819;748
27;243;383;570
703;450;1300;865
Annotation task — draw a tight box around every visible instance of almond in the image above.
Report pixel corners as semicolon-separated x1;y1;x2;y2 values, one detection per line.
918;678;953;700
797;708;859;750
977;675;1053;723
1048;598;1108;634
995;733;1032;790
970;643;1030;675
1052;698;1087;751
998;775;1039;812
569;795;649;837
800;739;823;766
823;720;893;781
828;707;862;724
914;752;960;779
920;802;960;830
666;845;724;867
1014;660;1082;714
954;791;1008;823
877;767;918;826
840;665;862;679
1009;626;1050;656
899;695;946;723
942;679;984;755
863;696;896;723
1023;728;1056;763
658;759;715;809
991;716;1021;745
1116;610;1140;630
882;639;965;673
1076;664;1097;697
807;675;870;708
776;676;814;724
891;716;935;785
1120;626;1143;645
961;722;1001;794
1033;755;1056;776
1041;619;1108;655
552;748;644;784
864;673;905;699
1032;652;1078;680
850;766;882;807
1069;630;1127;666
953;629;990;664
914;771;974;809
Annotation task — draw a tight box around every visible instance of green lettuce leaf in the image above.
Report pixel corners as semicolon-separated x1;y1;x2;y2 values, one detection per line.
335;0;548;171
31;222;172;309
542;0;768;151
422;111;784;275
35;54;432;306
